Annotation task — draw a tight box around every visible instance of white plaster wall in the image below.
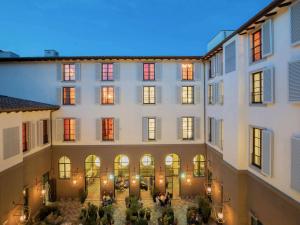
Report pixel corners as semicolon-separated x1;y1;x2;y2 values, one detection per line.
244;6;300;202
0;110;51;172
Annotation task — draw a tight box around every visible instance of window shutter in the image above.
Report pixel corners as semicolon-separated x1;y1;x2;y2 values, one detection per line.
156;117;161;140
136;86;143;104
55;119;64;142
194;86;200;104
155;63;162;81
176;64;182;81
75;118;81;142
215;120;220;148
218;81;224;105
75;63;81;81
113;63;120;81
291;1;300;45
263;67;274;104
213;83;218;105
37;120;43;146
76;87;81;104
194;117;200;140
56;64;62;81
291;135;300;192
177;117;182;140
218;53;223;76
194;63;201;81
95;63;102;81
56;87;62;105
114;118;119;141
156;86;162;104
211;57;215;77
288;61;300;102
114;86;120;104
262;19;273;58
136;63;143;81
249;126;253;165
26;122;31;149
177;86;182;104
225;41;236;73
96;118;102;141
142;117;148;142
3;127;20;159
262;129;273;176
30;122;35;149
47;119;51;143
95;87;101;104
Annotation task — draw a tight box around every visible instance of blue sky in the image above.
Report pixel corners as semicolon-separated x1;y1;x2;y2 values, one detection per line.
0;0;271;57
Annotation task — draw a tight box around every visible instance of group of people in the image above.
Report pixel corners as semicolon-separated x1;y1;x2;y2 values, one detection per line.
102;191;114;206
154;192;172;207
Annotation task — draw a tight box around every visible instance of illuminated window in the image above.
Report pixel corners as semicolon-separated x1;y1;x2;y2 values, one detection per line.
193;154;205;177
102;63;113;81
102;118;114;141
101;86;114;104
85;155;100;178
43;120;49;144
141;155;152;166
208;84;214;104
252;30;262;62
143;86;155;104
143;63;155;81
22;123;28;152
64;119;76;141
59;156;71;179
119;155;129;167
251;72;263;104
182;64;193;80
63;87;75;105
63;64;76;81
252;128;262;168
148;118;156;140
182;86;194;104
182;117;194;140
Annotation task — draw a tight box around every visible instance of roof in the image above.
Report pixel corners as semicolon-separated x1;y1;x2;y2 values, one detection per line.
0;95;60;113
203;0;290;59
0;55;203;63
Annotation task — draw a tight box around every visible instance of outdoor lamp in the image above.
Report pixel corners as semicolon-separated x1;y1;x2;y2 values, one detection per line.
19;215;26;223
41;189;46;195
207;186;212;195
109;174;114;180
180;172;186;179
216;211;225;224
103;179;108;185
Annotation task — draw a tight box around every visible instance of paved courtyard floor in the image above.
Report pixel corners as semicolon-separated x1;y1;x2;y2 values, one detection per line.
56;198;215;225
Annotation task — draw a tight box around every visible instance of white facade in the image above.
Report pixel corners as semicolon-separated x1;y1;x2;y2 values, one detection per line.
205;3;300;202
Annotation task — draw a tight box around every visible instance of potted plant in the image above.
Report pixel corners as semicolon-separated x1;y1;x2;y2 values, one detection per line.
79;188;88;204
145;208;151;221
201;200;211;224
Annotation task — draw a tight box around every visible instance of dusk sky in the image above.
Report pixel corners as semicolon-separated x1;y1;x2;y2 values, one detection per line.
0;0;272;57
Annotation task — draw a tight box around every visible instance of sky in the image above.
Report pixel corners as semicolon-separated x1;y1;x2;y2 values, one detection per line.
0;0;272;57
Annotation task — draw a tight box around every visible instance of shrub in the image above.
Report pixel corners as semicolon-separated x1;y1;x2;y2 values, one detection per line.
79;188;88;204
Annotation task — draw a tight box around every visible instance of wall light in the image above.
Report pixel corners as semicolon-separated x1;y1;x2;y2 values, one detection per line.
180;172;186;179
109;174;114;180
103;179;108;185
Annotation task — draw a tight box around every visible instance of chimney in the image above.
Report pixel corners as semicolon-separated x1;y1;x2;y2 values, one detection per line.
0;50;19;58
44;49;59;57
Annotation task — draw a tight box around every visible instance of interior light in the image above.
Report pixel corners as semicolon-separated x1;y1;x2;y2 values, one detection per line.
165;155;173;166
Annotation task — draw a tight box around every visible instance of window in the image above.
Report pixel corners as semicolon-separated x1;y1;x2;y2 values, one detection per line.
148;118;156;140
182;117;194;140
22;123;28;152
101;86;114;104
182;64;193;80
251;72;263;104
182;86;194;104
63;64;76;81
102;63;113;81
143;63;155;81
64;119;76;141
43;120;49;144
63;87;75;105
209;60;213;79
252;128;262;168
193;154;205;177
102;118;114;141
143;86;155;104
252;30;262;62
59;156;71;179
225;41;236;73
208;84;214;104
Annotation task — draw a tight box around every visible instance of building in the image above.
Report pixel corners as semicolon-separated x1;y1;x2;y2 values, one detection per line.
0;0;299;224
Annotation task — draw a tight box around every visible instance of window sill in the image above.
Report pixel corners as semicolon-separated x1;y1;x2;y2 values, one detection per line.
61;80;77;83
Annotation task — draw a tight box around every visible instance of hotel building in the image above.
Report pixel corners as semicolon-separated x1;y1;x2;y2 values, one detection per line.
0;0;299;224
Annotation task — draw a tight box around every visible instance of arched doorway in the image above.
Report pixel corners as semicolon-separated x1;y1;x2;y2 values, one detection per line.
140;154;155;200
85;155;101;203
114;154;130;200
165;154;180;199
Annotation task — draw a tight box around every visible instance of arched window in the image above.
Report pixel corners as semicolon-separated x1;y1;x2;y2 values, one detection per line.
193;154;205;177
59;156;71;179
85;155;101;178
